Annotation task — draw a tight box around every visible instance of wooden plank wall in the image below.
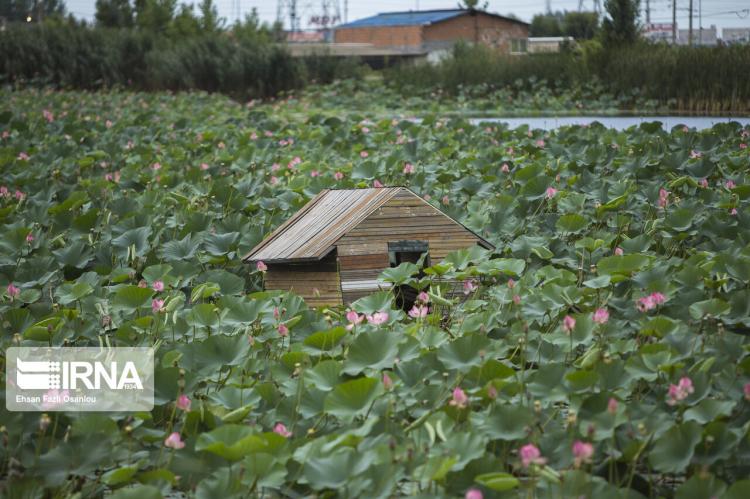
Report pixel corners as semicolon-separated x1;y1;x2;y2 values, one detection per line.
264;251;343;307
336;189;483;304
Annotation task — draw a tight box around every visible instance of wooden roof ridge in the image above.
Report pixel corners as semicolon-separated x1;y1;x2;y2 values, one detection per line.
389;188;495;251
242;189;329;262
242;187;402;263
242;186;494;264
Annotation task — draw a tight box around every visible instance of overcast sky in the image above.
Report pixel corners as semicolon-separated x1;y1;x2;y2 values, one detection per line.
64;0;750;32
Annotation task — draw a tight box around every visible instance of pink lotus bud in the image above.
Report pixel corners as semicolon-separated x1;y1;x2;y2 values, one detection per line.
273;422;292;437
563;315;576;333
176;394;191;411
164;432;185;449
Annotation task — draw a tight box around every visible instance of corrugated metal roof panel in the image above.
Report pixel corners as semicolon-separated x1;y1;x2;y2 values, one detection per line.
336;9;466;28
244;188;402;263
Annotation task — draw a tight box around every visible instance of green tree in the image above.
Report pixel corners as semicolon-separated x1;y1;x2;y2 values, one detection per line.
601;0;640;46
199;0;221;32
0;0;65;22
134;0;175;32
563;11;598;40
95;0;133;27
529;12;563;37
169;3;200;37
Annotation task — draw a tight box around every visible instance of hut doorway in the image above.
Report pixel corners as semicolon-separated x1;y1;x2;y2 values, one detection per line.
388;241;430;311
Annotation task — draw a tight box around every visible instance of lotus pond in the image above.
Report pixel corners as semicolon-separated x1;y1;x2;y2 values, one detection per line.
1;87;750;498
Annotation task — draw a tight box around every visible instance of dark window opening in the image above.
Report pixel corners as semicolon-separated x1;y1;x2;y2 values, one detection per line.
388;241;430;311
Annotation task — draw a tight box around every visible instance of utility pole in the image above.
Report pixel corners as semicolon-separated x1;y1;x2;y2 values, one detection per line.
646;0;650;25
672;0;677;43
688;0;693;46
699;0;702;45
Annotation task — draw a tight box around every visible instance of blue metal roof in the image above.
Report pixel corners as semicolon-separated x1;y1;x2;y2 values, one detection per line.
336;9;467;28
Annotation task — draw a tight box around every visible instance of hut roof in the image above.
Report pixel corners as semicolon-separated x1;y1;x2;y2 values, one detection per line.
243;187;492;264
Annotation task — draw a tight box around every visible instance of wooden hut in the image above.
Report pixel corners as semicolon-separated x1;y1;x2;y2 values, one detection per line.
243;187;493;307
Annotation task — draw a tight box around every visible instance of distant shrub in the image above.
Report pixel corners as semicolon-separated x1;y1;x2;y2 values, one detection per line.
385;42;750;113
0;22;362;99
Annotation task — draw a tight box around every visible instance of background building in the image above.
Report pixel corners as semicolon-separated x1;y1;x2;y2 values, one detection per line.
333;9;529;56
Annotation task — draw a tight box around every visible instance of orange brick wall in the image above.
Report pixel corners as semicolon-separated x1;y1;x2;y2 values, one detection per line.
334;25;423;48
333;13;528;53
423;13;529;53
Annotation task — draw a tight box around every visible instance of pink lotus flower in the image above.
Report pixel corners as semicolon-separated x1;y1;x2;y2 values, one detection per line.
507;146;514;155
310;170;320;177
164;432;185;449
513;295;521;305
273;422;292;438
463;279;478;295
361;126;370;134
572;440;594;467
658;188;669;208
741;143;747;149
501;163;510;173
689;150;702;159
26;233;34;243
637;292;667;312
441;195;450;205
256;261;267;272
614;247;624;256
536;139;545;148
726;180;736;189
408;304;428;319
667;376;694;405
106;120;113;129
545;187;557;199
17;152;29;161
334;171;344;181
200;163;209;170
277;324;289;337
731;208;738;216
519;443;546;468
270;176;279;185
360;151;369;158
449;387;468;409
345;310;364;330
373;179;384;188
699;178;709;188
366;311;389;325
593;308;609;324
382;372;393;390
43;109;54;123
15;190;24;201
417;291;429;303
403;163;415;174
271;163;281;172
0;186;8;197
507;278;516;289
607;397;619;414
465;489;483;499
264;130;273;137
744;382;750;401
151;299;164;314
563;315;576;333
273;307;280;320
176;394;191;411
151;162;161;171
250;132;258;140
7;283;20;298
105;173;113;181
152;280;164;292
138;280;148;288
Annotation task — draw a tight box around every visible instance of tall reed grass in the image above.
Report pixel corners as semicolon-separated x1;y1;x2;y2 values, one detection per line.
0;23;362;99
385;42;750;113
